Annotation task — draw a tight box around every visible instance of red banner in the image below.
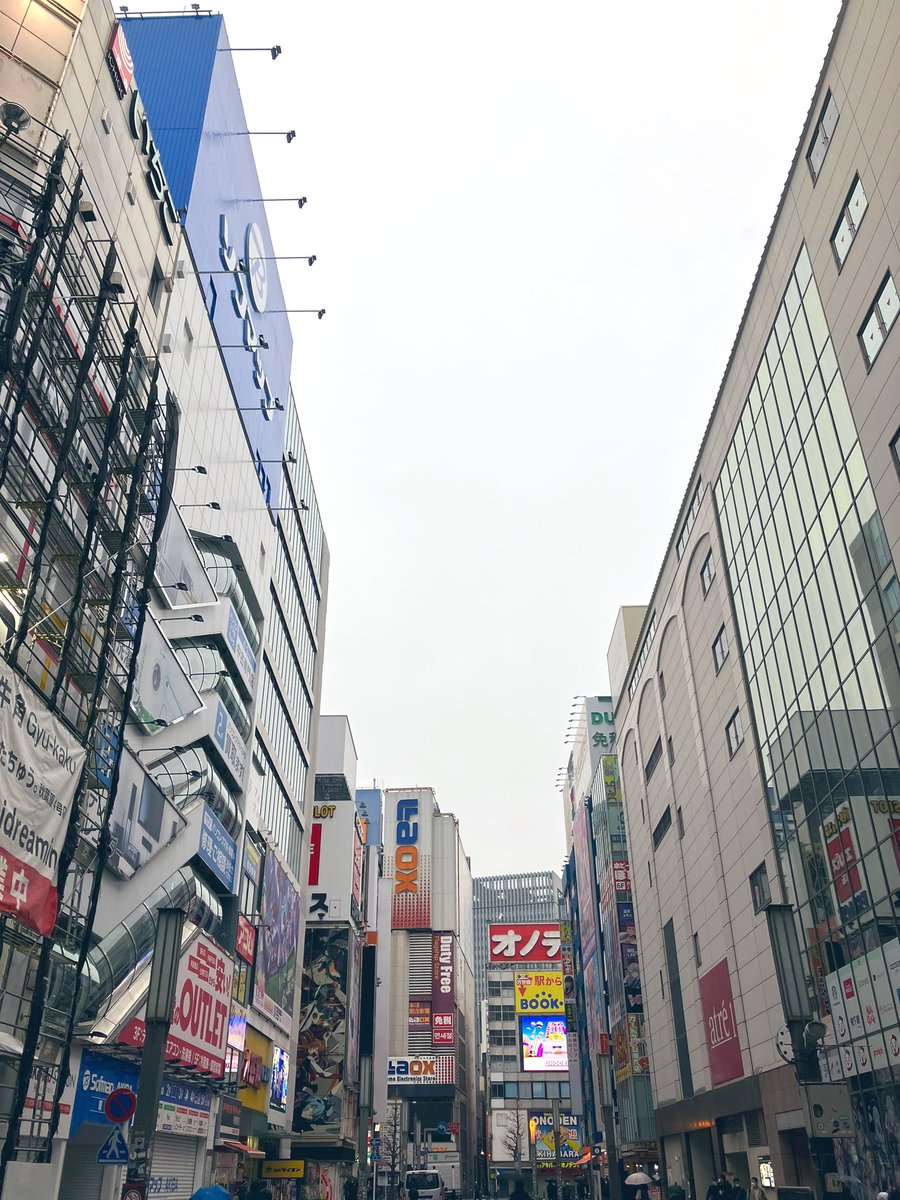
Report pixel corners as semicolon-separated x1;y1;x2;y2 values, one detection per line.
308;823;322;886
826;828;862;903
120;933;234;1077
699;958;743;1086
236;914;256;965
488;923;561;963
431;932;455;1045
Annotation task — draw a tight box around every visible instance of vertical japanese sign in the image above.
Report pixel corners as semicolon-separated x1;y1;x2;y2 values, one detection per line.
0;659;86;935
119;933;234;1076
431;932;455;1046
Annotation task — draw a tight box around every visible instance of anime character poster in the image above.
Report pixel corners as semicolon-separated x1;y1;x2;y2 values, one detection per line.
253;849;301;1035
293;925;349;1138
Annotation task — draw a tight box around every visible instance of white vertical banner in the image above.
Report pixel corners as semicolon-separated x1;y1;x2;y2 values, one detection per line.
0;659;86;935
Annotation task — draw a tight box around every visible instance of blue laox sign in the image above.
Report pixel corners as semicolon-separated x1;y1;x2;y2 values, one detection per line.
219;215;278;422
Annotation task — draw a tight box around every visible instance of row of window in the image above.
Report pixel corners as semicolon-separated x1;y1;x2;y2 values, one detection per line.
487;979;515;997
488;1030;518;1047
487;1005;518;1022
489;1080;571;1100
256;663;309;811
627;610;658;703
272;528;317;685
675;480;704;560
266;587;313;746
252;736;303;879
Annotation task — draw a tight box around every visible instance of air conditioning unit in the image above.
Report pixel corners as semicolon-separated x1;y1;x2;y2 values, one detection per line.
160;332;174;354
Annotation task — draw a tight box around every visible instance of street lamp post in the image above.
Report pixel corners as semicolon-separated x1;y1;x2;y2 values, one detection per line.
121;907;185;1198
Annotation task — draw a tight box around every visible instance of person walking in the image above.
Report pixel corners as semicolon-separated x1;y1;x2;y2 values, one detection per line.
732;1179;746;1200
510;1182;532;1200
748;1179;766;1200
345;1177;358;1200
547;1182;558;1200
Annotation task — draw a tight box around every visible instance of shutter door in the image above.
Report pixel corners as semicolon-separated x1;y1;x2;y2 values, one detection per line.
58;1144;105;1200
149;1133;200;1200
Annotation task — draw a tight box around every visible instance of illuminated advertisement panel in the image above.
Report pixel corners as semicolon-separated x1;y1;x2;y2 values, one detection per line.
520;1015;569;1072
431;932;455;1046
529;1112;583;1164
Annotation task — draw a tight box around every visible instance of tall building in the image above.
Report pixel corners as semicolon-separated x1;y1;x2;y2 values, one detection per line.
473;872;561;1016
377;788;477;1196
609;1;900;1195
473;874;577;1197
561;699;655;1181
0;3;329;1197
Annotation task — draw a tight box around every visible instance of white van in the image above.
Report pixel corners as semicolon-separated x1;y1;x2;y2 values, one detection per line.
405;1170;445;1200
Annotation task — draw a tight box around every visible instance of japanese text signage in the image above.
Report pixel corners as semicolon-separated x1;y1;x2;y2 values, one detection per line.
119;933;233;1076
236;913;256;965
431;932;455;1046
488;923;561;963
0;659;86;935
514;971;564;1014
699;958;743;1086
197;803;237;891
613;860;631;895
529;1112;583;1164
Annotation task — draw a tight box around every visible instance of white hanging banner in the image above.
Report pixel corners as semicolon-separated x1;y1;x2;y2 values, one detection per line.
0;658;86;935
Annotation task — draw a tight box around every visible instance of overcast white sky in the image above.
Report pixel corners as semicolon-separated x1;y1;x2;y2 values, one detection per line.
217;0;842;875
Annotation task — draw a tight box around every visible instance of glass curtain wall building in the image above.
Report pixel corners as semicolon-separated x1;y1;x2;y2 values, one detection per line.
715;244;900;1191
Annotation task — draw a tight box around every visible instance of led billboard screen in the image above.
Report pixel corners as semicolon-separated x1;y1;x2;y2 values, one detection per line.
520;1015;569;1072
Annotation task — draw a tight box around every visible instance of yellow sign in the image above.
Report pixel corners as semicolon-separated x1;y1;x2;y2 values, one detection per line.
262;1160;306;1178
514;971;564;1014
239;1027;272;1113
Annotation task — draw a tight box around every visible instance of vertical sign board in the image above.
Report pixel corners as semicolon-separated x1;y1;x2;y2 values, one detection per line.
385;789;432;930
573;800;598;963
0;659;87;935
586;696;616;773
119;933;234;1076
431;932;455;1046
699;958;743;1086
307;799;357;922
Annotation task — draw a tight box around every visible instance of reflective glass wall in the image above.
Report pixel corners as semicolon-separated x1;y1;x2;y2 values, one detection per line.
715;245;900;1193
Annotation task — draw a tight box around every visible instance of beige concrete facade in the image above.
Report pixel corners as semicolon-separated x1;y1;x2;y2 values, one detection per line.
610;1;900;1196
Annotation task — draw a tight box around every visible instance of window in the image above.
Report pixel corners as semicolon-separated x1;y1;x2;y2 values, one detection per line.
559;1082;570;1099
491;1083;504;1099
627;610;658;702
652;805;672;850
831;175;868;268
640;795;646;823
700;551;715;596
667;736;675;766
488;1005;502;1022
503;1082;518;1100
859;272;899;367
750;862;772;914
644;737;662;782
659;671;666;699
149;259;165;311
489;1031;503;1047
726;709;745;757
891;427;900;482
488;980;502;997
693;932;702;968
806;90;838;182
500;1005;516;1021
676;806;684;838
531;1081;547;1099
676;481;703;559
713;625;729;673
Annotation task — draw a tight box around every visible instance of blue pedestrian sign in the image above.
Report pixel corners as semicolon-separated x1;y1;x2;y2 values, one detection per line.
97;1125;130;1165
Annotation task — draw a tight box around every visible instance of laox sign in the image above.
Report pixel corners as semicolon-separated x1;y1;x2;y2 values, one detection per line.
394;797;419;894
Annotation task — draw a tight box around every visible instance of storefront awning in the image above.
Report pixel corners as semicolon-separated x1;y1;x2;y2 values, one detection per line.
217;1140;265;1158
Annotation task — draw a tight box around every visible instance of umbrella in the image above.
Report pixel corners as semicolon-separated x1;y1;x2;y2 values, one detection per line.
190;1187;230;1200
625;1174;652;1187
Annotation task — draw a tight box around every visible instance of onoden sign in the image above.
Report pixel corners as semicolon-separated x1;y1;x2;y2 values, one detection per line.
0;659;86;935
515;971;564;1015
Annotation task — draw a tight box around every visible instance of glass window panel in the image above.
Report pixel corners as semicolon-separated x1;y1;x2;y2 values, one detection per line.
805;434;830;504
795;246;813;293
816;409;843;481
806;365;826;416
775;304;791;351
822;93;839;140
860;308;884;365
785;275;802;322
792;312;818;382
846;444;867;496
818;341;839;391
848;176;868;228
877;274;898;332
820;493;839;547
786;421;802;465
832;212;853;267
765;331;782;376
